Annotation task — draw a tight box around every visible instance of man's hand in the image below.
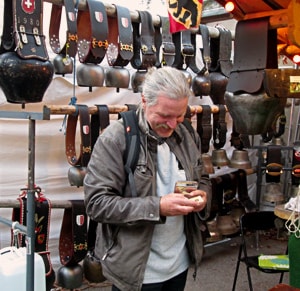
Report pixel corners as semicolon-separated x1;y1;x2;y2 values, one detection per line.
160;190;207;216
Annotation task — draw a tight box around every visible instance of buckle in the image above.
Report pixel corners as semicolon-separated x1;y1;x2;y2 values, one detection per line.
266;163;283;176
181;43;194;57
162;42;175;56
292;165;300;177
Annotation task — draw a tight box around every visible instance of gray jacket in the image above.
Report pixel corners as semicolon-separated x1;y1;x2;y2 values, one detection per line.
84;106;212;291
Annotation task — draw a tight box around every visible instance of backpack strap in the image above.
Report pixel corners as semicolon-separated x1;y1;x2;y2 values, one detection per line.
120;110;141;198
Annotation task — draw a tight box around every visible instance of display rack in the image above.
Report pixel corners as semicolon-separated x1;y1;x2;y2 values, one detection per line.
0;110;49;291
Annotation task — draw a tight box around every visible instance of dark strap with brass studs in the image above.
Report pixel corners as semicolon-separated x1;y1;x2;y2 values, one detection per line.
160;16;175;67
49;0;78;57
11;0;49;60
213;105;227;149
106;5;133;67
265;145;282;183
131;10;157;70
65;104;91;167
196;105;212;154
59;200;88;266
77;0;108;64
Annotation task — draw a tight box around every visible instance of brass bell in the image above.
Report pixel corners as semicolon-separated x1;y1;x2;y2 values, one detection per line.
263;182;284;203
131;70;147;93
76;64;105;91
180;69;192;88
192;73;211;97
105;67;130;90
202;153;215;174
229;149;252;169
52;54;73;76
68;166;87;188
211;149;229;167
216;214;239;236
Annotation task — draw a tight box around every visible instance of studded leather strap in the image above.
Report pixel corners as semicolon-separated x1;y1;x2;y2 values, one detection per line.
77;0;108;64
106;5;133;67
49;0;78;57
65;104;91;167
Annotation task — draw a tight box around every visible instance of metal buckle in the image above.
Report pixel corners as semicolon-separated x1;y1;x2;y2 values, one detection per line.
266;163;283;176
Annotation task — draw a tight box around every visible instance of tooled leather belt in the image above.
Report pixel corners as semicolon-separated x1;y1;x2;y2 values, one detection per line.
49;0;78;57
59;200;88;266
1;0;48;60
65;104;91;167
196;105;212;154
77;0;108;64
131;10;157;70
106;4;133;67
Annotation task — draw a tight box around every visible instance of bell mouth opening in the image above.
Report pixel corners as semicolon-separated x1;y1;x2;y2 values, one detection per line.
224;91;287;135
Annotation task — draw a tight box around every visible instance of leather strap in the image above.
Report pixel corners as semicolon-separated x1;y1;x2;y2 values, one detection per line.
65;104;91;167
11;187;54;282
131;10;157;70
265;145;282;183
91;105;110;150
172;30;194;70
106;5;133;67
196;105;212;154
199;24;211;72
59;200;88;266
77;0;108;64
213;105;227;149
0;0;14;53
209;26;232;77
160;16;175;67
292;143;300;185
11;0;49;60
49;0;78;57
227;18;277;94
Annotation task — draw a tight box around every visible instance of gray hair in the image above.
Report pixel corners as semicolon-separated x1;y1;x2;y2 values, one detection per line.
142;67;193;106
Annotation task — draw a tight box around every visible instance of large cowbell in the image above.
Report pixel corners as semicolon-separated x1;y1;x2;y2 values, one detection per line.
224;18;286;135
0;0;54;104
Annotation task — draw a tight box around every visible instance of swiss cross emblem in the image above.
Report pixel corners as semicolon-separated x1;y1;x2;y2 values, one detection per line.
121;17;129;28
22;0;35;14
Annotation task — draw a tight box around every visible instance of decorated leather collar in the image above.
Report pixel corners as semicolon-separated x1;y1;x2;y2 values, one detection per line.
77;0;108;64
106;5;133;67
49;0;78;58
